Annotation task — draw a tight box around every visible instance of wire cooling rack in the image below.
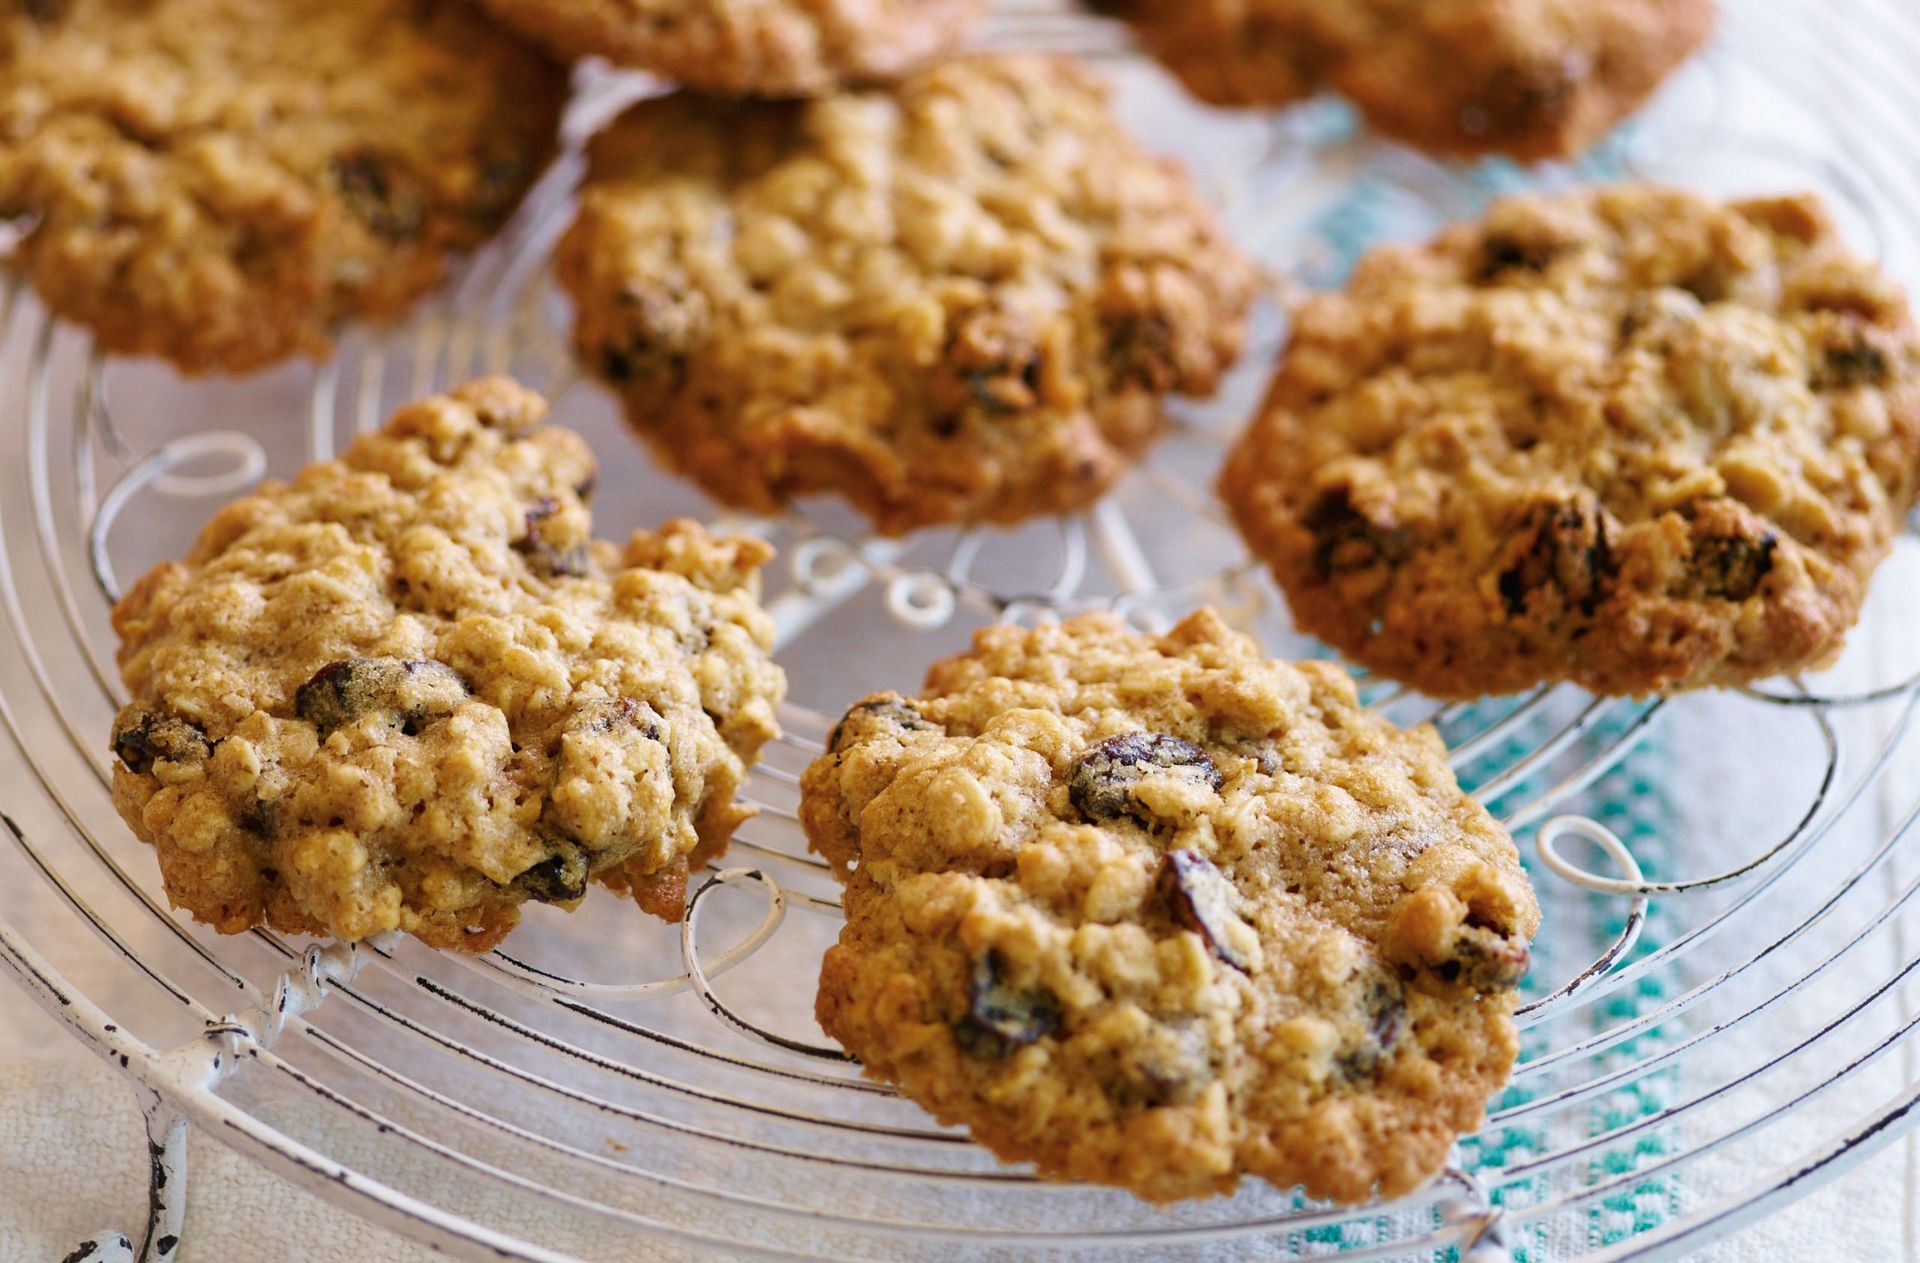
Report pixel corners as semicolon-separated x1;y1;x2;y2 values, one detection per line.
6;2;1920;1259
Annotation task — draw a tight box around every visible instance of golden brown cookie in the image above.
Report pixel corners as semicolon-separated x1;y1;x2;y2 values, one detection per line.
556;54;1257;536
803;610;1538;1204
1091;0;1330;109
110;378;786;951
1220;187;1920;700
474;0;987;96
0;0;566;374
1099;0;1715;161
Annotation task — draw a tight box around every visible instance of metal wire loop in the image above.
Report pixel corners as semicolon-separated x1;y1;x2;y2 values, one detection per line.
87;430;268;604
682;867;856;1063
1534;705;1839;898
1514;817;1649;1027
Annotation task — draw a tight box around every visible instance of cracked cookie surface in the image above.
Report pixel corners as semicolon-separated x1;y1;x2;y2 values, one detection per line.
1097;0;1713;160
475;0;987;96
0;0;565;373
557;54;1255;536
802;610;1537;1203
110;378;786;950
1220;187;1920;699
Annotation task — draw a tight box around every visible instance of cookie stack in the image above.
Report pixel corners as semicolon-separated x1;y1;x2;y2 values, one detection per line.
17;0;1918;1220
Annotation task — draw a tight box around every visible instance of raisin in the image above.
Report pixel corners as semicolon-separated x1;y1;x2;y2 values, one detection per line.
1449;937;1531;990
1364;977;1405;1046
472;154;532;224
601;348;636;381
238;797;281;839
565;696;660;741
945;311;1042;414
1813;328;1892;390
295;658;468;735
827;698;931;753
330;151;425;241
1068;733;1222;825
513;497;590;579
1693;531;1777;601
1476;232;1558;281
1497;498;1614;617
1104;313;1179;392
1435;919;1531;991
1472;56;1576;140
601;340;688;394
21;0;69;20
955;953;1060;1058
1106;1023;1212;1107
514;845;590;904
601;286;699;395
965;359;1042;413
1304;488;1405;578
1160;849;1255;972
112;711;210;775
1334;973;1406;1081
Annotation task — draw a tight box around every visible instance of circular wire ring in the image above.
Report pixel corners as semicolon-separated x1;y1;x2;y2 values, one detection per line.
682;868;858;1064
1532;702;1836;899
1517;817;1650;1028
87;431;268;603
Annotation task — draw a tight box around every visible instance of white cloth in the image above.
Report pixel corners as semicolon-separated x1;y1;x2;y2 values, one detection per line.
0;1020;436;1261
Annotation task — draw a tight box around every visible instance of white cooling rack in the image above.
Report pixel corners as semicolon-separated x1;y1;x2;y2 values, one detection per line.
5;2;1920;1259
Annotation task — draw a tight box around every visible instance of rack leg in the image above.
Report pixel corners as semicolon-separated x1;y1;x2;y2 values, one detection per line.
1440;1164;1515;1263
137;1091;189;1262
56;1091;185;1263
55;1235;133;1263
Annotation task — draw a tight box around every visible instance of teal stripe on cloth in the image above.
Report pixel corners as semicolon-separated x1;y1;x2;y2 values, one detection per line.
1449;713;1680;1262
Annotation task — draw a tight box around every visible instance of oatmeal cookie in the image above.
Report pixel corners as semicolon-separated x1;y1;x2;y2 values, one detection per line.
557;55;1256;536
474;0;987;96
1099;0;1714;161
110;378;786;951
1220;187;1920;699
0;0;565;374
803;610;1537;1203
1090;0;1330;109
